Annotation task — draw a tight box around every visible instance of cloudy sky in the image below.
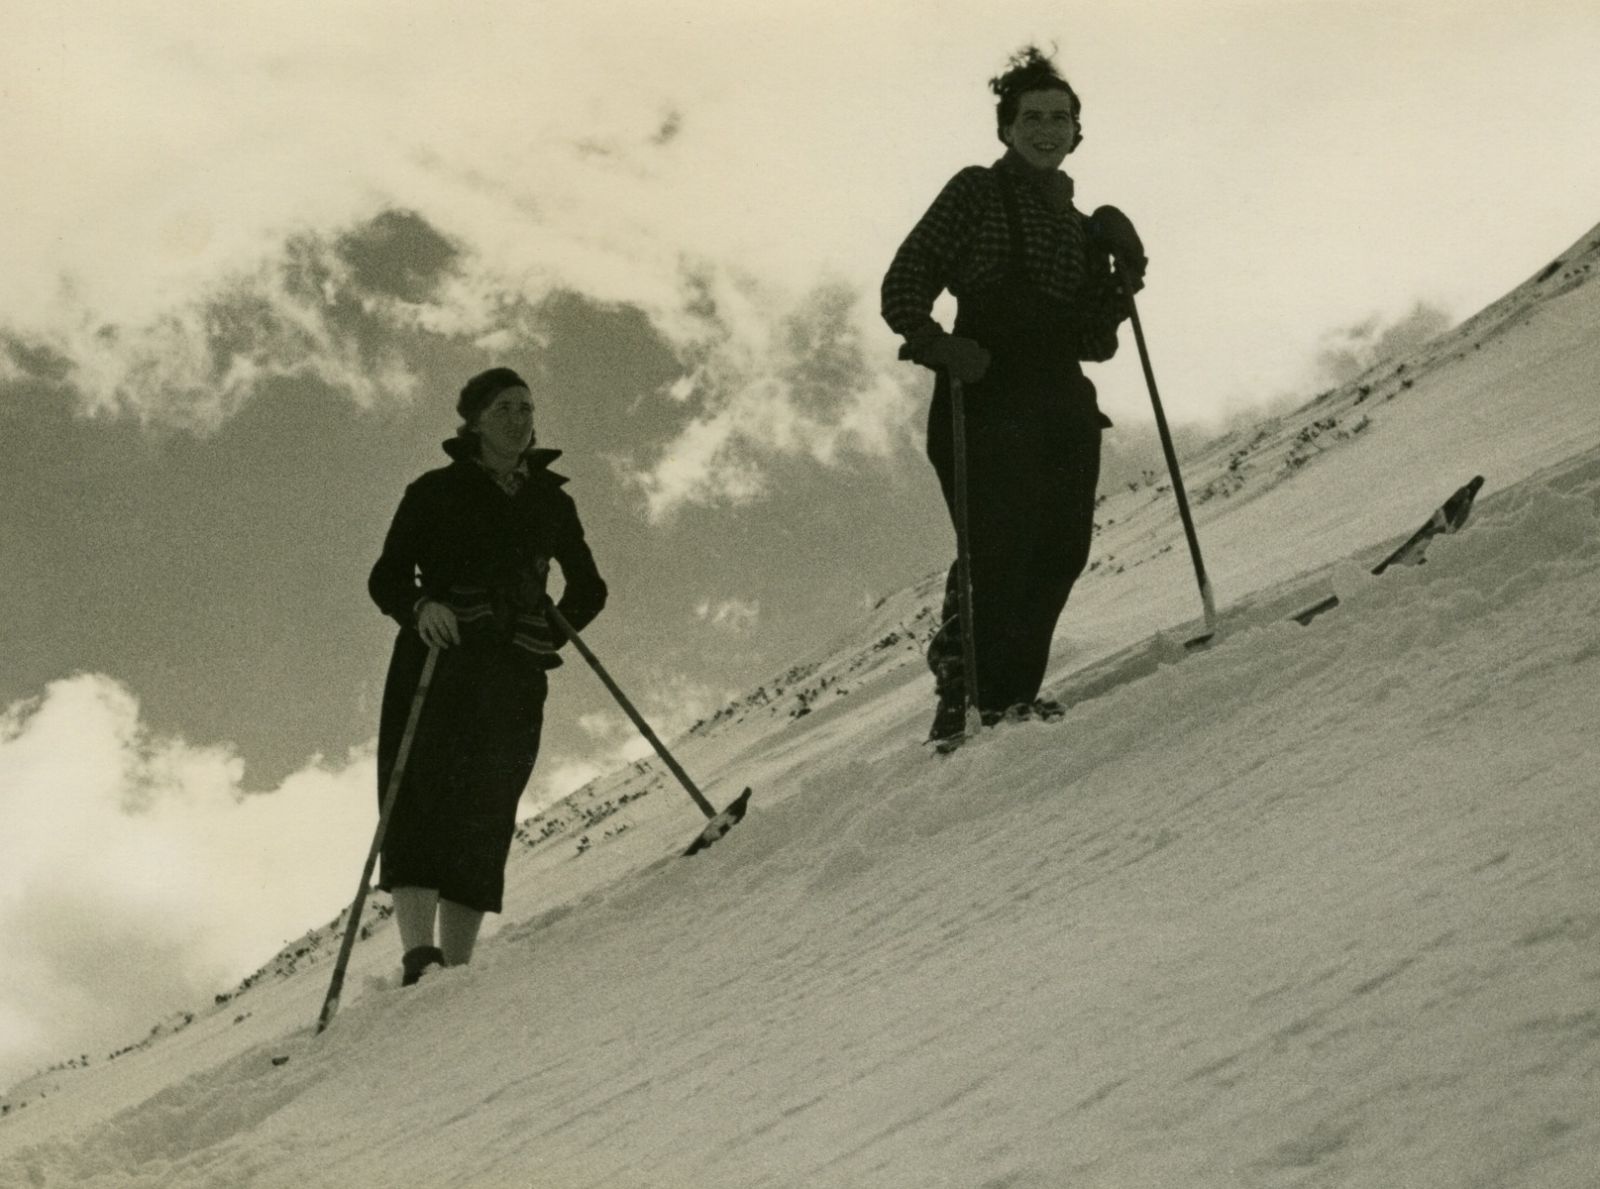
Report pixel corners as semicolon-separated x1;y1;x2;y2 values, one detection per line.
3;0;1598;1083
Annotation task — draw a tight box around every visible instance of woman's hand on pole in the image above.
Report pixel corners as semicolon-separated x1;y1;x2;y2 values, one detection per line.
416;600;460;649
1089;205;1147;294
921;335;991;383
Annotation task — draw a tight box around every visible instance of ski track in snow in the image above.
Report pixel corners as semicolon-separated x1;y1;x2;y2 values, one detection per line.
3;230;1600;1187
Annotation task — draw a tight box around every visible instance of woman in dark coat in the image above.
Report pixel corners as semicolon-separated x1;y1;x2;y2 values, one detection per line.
368;367;607;984
880;46;1145;745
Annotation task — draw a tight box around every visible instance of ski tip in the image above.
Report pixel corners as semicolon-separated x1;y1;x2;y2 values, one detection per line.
683;787;754;856
1183;632;1216;650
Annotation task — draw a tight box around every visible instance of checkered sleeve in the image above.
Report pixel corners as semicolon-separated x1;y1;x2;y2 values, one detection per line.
1071;216;1130;363
881;168;987;361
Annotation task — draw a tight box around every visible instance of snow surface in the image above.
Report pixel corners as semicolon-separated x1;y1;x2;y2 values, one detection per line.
2;228;1598;1187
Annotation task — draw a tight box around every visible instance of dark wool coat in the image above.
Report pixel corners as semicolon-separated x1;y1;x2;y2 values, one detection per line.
367;438;607;912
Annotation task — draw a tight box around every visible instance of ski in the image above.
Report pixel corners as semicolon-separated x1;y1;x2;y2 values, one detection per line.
933;475;1489;748
953;470;1491;736
1291;475;1484;625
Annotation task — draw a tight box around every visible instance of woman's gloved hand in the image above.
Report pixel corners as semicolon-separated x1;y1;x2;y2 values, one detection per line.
919;334;992;383
1089;205;1147;293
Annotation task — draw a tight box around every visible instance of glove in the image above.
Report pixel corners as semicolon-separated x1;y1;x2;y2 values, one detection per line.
1088;205;1147;291
915;334;991;384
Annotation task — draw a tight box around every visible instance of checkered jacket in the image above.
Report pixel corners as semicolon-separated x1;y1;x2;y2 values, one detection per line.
881;158;1125;364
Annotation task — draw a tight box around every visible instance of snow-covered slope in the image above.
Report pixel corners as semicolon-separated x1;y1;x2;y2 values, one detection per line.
2;224;1598;1188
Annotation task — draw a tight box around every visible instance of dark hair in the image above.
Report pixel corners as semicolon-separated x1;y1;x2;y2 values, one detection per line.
990;45;1082;152
456;366;529;426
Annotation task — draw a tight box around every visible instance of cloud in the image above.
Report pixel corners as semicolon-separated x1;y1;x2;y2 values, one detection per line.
0;674;376;1086
335;210;461;305
529;757;614;812
695;597;761;634
629;280;923;519
3;204;565;432
0;335;73;385
1315;301;1455;386
3;2;938;505
8;0;1600;475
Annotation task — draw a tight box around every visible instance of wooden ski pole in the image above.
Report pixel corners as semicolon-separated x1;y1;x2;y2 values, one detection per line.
1121;276;1219;645
949;374;984;736
545;603;751;855
316;645;439;1034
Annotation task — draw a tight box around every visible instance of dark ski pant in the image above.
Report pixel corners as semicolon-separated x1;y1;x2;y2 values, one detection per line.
926;370;1103;713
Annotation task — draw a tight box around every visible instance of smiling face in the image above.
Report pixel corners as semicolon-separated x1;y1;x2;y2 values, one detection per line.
474;386;535;461
1002;88;1079;172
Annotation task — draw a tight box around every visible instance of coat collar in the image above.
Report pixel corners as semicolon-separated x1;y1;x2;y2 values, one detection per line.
441;436;569;486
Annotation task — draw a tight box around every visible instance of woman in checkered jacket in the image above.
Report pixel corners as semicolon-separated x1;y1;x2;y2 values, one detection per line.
880;46;1145;745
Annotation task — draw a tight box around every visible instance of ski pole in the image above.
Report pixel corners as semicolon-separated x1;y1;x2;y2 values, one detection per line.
316;645;440;1034
949;375;984;737
1120;275;1218;645
545;603;751;856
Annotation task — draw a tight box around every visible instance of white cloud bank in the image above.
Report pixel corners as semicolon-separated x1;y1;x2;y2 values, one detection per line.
6;1;1600;513
0;674;375;1086
1;1;938;514
0;667;733;1084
